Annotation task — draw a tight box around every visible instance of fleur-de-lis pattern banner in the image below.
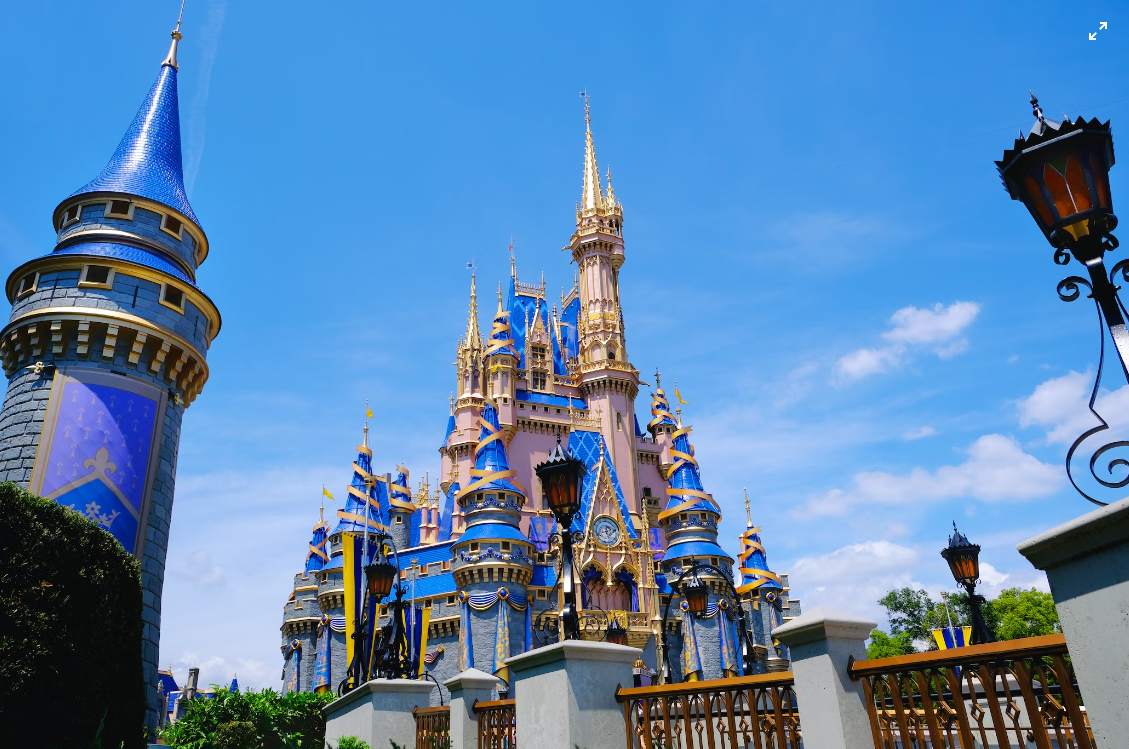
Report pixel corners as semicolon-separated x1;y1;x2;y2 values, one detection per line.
36;376;162;556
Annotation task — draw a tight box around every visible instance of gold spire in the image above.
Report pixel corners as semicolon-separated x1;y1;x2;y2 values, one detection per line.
465;270;481;347
162;0;185;69
449;392;455;415
580;92;606;216
606;165;616;207
363;399;370;447
743;488;752;527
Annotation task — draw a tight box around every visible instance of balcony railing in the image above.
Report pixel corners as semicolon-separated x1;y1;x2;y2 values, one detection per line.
413;705;450;749
615;672;802;749
475;698;516;749
848;633;1096;749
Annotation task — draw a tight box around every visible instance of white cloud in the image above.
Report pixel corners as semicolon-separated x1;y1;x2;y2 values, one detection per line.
787;540;921;622
804;434;1062;516
184;0;228;195
903;426;937;441
175;550;226;588
1017;370;1129;445
836;302;980;381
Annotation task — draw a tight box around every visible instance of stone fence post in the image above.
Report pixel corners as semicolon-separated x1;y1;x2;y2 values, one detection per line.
1017;496;1129;748
506;640;640;749
323;679;436;749
773;608;876;749
445;668;498;749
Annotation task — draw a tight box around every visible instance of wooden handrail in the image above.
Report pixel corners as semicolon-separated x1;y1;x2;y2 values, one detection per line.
413;705;450;716
615;671;794;701
848;633;1067;677
473;699;515;711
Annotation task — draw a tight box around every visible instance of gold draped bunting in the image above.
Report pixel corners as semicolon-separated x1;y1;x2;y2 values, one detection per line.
736;525;781;593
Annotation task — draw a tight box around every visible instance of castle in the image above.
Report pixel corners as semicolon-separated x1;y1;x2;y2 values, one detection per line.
0;24;219;731
280;102;801;697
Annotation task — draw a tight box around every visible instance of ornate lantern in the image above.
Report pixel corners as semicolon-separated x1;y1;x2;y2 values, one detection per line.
940;523;980;590
535;434;587;524
606;618;628;646
365;541;397;600
681;570;710;617
996;93;1116;254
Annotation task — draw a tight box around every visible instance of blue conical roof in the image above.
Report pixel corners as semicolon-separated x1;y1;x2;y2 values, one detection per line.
737;524;782;592
333;441;389;534
67;60;200;228
305;517;329;574
665;430;716;515
647;387;677;433
438;481;458;541
468;403;521;495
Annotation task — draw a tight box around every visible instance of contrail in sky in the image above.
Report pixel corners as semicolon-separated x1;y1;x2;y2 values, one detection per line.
184;0;227;197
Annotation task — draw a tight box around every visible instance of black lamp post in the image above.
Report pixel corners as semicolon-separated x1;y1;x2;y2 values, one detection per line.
940;523;994;645
997;94;1123;506
535;432;587;640
606;617;628;646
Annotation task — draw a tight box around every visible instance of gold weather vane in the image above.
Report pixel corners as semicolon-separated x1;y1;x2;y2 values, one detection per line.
654;368;662;390
743;488;751;527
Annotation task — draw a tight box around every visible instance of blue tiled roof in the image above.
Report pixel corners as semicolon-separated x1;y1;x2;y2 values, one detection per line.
567;430;638;538
655;573;672;595
666;431;715;515
740;528;782;591
559;296;579;370
531;563;558;588
456;522;531;544
397;540;455;566
67;62;200;229
442;414;456;448
322;553;343;571
663;539;733;563
470;404;521;494
438;483;457;542
333;446;389;535
305;523;328;574
51;241;194;285
158;670;179;696
516;391;586;409
411;571;458;597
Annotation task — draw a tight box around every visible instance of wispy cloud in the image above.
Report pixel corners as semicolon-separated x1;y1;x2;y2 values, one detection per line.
902;425;937;441
835;302;981;381
1016;369;1129;445
184;0;227;195
802;433;1062;516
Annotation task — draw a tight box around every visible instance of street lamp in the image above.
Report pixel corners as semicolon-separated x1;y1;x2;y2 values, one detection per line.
940;523;994;645
535;431;587;640
681;570;710;617
364;543;397;599
997;94;1122;506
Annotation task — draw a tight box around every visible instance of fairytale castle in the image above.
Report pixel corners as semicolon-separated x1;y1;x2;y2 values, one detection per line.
280;104;801;697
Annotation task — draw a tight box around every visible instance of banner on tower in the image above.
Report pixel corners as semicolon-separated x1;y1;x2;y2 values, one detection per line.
29;367;167;557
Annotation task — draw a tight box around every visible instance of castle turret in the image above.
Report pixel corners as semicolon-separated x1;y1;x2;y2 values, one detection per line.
281;507;326;692
568;99;640;510
484;287;519;424
452;402;533;684
735;492;799;672
0;22;222;732
389;465;415;551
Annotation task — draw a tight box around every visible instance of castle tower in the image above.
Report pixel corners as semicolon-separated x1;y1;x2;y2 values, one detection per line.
484;287;519;425
735;492;800;671
281;506;329;692
452;402;534;685
568;100;640;511
389;465;415;551
658;419;739;681
0;24;221;730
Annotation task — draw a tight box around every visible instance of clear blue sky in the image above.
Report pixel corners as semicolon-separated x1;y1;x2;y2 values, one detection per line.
2;1;1126;688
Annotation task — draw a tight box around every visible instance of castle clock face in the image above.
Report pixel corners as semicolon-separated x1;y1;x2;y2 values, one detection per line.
593;516;621;547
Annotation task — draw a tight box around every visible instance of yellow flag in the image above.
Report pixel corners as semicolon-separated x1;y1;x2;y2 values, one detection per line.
322;486;335;501
366;408;374;418
675;388;689;405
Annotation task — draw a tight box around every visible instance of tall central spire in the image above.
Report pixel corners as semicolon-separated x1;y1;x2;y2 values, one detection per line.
464;271;481;347
580;96;606;216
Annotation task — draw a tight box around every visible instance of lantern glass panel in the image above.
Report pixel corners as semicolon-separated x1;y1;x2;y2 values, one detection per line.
683;577;709;616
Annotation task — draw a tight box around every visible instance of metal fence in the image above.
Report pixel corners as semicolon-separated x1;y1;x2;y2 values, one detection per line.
475;698;516;749
413;705;450;749
849;633;1096;749
614;673;802;749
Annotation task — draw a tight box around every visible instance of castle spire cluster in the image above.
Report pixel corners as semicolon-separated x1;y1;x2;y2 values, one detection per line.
280;100;799;695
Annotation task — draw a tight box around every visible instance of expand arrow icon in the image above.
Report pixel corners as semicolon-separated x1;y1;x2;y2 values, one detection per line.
1100;22;1108;30
1089;32;1097;40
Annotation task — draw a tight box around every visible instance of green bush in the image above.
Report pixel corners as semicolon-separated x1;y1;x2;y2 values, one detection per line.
338;738;372;749
0;482;144;748
159;686;336;748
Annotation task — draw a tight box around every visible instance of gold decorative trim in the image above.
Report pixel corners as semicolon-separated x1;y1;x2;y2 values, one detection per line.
52;193;210;266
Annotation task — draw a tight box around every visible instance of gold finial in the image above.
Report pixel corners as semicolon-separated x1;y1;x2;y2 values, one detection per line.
654;368;661;390
449;392;455;415
606;165;616;204
509;237;516;278
363;399;371;447
598;437;606;463
465;263;481;346
743;488;751;527
579;90;605;216
162;0;186;69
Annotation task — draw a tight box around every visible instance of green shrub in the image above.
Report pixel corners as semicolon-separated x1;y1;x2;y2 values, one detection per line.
339;738;372;749
0;482;144;748
159;686;336;748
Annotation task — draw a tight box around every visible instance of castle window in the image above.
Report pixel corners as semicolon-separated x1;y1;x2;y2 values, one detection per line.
616;412;623;431
519;403;525;409
501;541;511;552
442;560;450;571
16;272;38;298
79;265;114;289
643;487;652;497
711;557;719;566
447;595;456;606
60;204;82;228
105;200;133;219
537;589;547;599
470;543;479;552
160;283;185;312
394;515;403;524
161;214;184;239
418;564;428;576
380;606;388;617
532;346;546;362
608;347;616;360
679;513;688;521
531;372;547;390
555;408;561;414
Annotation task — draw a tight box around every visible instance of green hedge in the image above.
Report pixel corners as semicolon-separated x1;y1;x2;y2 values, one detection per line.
159;687;337;748
0;482;145;748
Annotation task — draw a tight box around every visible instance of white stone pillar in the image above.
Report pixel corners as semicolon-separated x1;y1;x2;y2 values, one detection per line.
773;608;876;749
445;668;499;749
323;679;436;749
506;640;640;749
1017;496;1129;748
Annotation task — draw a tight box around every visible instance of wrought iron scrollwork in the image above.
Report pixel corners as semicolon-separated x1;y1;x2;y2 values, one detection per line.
1057;276;1092;303
1054;247;1072;266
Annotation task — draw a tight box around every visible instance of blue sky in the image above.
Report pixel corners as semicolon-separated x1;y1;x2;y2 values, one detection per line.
2;1;1127;688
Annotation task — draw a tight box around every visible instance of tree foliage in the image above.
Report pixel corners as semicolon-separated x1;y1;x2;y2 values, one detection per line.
159;686;336;748
868;585;1060;656
0;482;144;748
